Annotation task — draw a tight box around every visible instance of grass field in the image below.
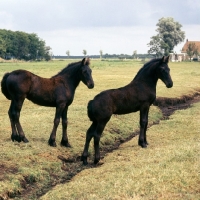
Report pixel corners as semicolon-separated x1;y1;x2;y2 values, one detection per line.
0;59;200;199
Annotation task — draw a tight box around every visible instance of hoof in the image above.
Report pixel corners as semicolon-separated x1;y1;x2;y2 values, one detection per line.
145;141;149;145
48;139;57;147
142;145;147;148
11;134;21;142
60;139;71;147
11;134;16;142
22;137;29;143
81;156;88;165
138;141;147;148
94;159;100;165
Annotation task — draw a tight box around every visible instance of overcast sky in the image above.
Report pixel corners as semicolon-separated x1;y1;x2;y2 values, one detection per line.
0;0;199;55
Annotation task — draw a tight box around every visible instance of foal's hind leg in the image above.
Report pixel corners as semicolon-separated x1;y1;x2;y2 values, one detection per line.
9;98;29;143
9;101;19;142
48;103;65;147
93;119;109;164
81;121;97;165
60;106;71;147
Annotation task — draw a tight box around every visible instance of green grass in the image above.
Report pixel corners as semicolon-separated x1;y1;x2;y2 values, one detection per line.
0;59;200;199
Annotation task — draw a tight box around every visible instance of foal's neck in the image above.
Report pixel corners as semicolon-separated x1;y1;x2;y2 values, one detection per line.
63;70;81;91
133;64;159;88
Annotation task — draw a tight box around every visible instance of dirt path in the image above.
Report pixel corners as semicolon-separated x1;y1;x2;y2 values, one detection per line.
15;92;200;199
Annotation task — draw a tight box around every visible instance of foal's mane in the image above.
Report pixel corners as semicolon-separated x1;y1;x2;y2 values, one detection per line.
52;61;82;77
134;57;162;79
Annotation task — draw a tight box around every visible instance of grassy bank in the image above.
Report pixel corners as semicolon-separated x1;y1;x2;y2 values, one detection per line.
0;60;199;199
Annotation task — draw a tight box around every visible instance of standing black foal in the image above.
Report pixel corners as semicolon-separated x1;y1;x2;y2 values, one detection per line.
81;56;173;165
1;57;94;147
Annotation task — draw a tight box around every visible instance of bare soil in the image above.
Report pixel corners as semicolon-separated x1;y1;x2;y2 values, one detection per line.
0;163;18;181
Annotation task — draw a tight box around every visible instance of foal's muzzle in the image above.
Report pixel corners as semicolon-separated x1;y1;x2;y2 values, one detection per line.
166;81;173;88
87;82;94;89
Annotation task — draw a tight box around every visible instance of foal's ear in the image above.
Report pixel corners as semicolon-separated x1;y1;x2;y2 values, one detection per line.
161;56;170;63
81;58;86;65
161;56;165;63
165;55;170;63
81;57;90;65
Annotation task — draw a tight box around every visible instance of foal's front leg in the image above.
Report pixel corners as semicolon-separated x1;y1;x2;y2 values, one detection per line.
48;103;65;147
138;105;150;148
60;106;71;147
9;101;19;142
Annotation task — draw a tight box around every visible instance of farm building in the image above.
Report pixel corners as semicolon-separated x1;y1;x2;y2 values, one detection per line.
181;39;200;61
170;39;200;62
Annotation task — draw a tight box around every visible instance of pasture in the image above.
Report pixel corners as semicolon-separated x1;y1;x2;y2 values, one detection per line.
0;59;200;199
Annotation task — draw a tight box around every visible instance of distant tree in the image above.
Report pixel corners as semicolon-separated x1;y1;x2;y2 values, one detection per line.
83;49;87;56
99;50;103;59
133;50;137;59
104;53;108;59
0;37;6;58
28;33;41;60
186;43;198;61
14;31;30;60
147;35;166;57
66;50;70;58
44;46;52;61
0;29;51;61
118;54;126;60
148;17;185;55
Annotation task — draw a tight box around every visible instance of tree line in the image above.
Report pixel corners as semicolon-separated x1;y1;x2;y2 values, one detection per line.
0;29;51;61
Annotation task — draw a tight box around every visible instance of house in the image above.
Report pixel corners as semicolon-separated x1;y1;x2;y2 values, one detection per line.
169;52;184;62
181;39;200;61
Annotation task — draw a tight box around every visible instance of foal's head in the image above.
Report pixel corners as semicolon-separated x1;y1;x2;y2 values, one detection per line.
80;57;94;89
157;56;173;88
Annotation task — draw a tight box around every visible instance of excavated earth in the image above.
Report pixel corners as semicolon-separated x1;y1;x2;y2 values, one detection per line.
4;92;200;199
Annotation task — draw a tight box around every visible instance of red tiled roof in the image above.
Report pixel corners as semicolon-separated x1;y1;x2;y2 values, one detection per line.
181;41;200;53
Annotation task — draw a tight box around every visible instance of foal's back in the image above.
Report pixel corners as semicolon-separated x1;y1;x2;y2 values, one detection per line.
6;70;63;106
91;79;156;117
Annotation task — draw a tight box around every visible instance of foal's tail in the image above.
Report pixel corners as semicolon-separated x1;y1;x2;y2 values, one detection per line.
87;100;95;122
1;73;11;100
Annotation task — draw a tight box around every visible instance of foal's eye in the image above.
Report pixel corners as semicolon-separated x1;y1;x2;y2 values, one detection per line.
160;68;165;72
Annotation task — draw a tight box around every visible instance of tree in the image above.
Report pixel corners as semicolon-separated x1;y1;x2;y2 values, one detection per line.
0;37;6;58
83;49;87;56
148;17;185;55
0;29;51;61
66;50;70;58
147;35;167;57
186;43;198;61
133;50;137;59
44;46;52;61
15;31;30;60
99;50;103;59
28;33;40;60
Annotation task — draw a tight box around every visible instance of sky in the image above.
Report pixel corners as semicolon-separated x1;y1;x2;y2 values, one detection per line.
0;0;200;56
